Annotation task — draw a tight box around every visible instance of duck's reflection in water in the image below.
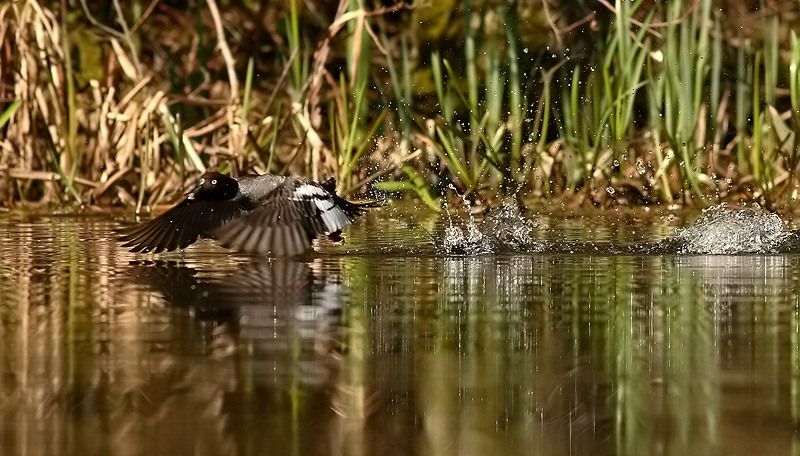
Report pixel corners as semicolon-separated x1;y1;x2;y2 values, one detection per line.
134;260;341;361
121;259;346;455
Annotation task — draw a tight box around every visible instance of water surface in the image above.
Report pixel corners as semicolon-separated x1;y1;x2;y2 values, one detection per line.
0;208;799;455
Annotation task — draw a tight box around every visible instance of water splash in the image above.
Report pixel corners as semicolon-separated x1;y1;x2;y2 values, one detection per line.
442;223;494;254
441;202;540;255
442;202;797;256
669;204;790;254
481;203;541;251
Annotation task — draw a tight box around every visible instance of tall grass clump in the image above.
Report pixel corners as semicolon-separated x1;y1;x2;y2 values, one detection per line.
557;0;651;202
549;0;800;207
658;0;714;198
374;0;533;206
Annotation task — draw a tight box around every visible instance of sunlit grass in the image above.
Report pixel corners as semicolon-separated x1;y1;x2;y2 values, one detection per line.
0;0;798;210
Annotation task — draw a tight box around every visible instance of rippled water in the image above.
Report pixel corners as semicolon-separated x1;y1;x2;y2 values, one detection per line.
1;207;800;455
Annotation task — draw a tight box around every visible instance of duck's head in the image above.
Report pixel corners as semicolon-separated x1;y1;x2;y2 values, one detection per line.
187;172;238;201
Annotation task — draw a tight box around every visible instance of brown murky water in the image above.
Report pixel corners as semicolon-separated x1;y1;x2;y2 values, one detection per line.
0;208;799;455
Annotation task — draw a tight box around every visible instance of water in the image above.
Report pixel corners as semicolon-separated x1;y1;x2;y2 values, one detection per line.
1;207;800;455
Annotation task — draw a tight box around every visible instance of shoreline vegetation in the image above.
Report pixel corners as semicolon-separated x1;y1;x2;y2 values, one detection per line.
0;0;799;214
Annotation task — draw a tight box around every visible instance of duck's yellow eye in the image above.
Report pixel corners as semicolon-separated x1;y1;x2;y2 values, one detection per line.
211;179;217;185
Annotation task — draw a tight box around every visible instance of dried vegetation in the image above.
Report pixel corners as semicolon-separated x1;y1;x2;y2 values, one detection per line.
0;0;799;212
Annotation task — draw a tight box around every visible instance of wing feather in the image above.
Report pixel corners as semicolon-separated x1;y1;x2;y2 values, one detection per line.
212;194;326;255
119;199;243;253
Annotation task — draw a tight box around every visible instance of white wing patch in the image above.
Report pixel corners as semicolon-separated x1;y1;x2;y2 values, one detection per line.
293;184;328;198
314;198;335;211
320;206;351;233
291;183;352;234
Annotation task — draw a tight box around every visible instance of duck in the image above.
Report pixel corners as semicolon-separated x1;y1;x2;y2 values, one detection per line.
119;171;375;255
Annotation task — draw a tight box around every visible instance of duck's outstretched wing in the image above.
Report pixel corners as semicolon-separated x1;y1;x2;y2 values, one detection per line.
119;198;244;253
211;182;361;256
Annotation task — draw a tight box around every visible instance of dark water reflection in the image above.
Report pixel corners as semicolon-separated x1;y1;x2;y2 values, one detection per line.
0;212;799;455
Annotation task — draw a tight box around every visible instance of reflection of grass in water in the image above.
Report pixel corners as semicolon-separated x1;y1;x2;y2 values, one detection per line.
346;254;720;453
4;218;800;453
334;256;374;439
792;301;800;426
530;255;793;453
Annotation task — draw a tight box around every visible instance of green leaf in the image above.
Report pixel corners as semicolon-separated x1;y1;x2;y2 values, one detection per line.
0;99;22;129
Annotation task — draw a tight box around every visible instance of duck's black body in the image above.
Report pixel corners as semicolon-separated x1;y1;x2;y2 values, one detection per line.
120;172;373;256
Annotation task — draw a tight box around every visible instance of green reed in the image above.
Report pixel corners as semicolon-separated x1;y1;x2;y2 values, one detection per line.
287;0;304;95
500;0;523;179
658;0;713;197
778;31;800;198
373;166;441;211
792;31;800;111
383;34;413;143
762;13;780;187
556;0;650;193
0;100;21;129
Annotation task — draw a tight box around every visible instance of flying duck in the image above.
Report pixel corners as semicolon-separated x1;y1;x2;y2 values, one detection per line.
119;172;374;255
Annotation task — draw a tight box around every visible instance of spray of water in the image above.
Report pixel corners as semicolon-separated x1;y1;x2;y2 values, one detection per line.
441;202;540;254
670;204;790;254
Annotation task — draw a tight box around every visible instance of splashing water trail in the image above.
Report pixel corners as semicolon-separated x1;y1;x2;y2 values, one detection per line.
671;204;790;254
441;202;540;254
481;203;541;252
442;223;493;254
